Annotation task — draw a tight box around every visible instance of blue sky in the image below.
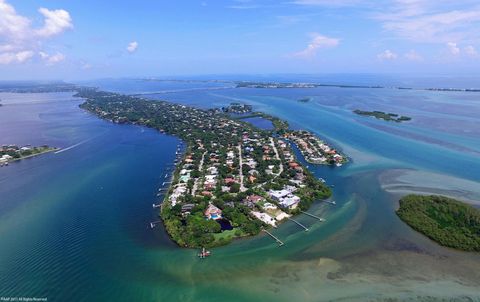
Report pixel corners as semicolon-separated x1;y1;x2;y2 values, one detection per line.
1;0;480;80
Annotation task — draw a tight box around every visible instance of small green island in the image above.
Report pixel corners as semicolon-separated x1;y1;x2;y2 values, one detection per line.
353;109;412;122
1;144;57;166
77;88;346;248
396;194;480;252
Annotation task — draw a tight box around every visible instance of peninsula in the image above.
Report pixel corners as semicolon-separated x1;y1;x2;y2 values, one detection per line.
353;109;412;122
287;130;347;166
396;194;480;252
1;144;57;166
77;89;345;248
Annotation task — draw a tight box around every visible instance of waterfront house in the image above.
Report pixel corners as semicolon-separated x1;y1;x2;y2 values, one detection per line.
289;162;300;169
205;204;222;220
179;175;190;183
294;173;306;181
279;195;300;209
269;189;291;201
251;211;276;226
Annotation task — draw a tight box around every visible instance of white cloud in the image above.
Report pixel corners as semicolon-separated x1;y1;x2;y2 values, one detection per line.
464;45;478;56
0;0;72;65
39;51;65;65
377;49;398;60
376;1;480;43
447;42;460;55
293;33;339;58
404;49;423;61
0;50;34;64
35;8;73;37
127;41;138;53
0;0;31;41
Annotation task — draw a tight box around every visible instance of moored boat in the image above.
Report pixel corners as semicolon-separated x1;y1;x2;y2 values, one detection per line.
198;247;211;258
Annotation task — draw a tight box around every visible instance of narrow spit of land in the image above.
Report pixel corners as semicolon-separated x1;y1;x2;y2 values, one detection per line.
1;145;57;166
77;89;346;248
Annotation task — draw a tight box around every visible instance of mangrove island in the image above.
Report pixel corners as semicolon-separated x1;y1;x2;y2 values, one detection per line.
353;109;412;122
396;194;480;252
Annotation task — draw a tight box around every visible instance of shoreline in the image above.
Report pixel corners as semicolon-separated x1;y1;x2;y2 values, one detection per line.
1;147;58;166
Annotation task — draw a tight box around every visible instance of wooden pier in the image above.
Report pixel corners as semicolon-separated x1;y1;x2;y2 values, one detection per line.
263;229;284;246
287;217;309;231
300;210;325;222
152;203;161;208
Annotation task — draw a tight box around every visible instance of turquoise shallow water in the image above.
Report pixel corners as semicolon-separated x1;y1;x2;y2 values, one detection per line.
1;79;480;301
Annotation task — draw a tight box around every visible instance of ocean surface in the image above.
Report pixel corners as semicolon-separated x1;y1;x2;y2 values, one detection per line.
1;76;480;301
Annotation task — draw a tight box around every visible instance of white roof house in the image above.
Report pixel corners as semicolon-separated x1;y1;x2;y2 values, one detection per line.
268;189;290;201
279;195;300;209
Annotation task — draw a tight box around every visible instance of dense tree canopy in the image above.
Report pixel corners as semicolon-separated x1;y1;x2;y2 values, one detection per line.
396;194;480;252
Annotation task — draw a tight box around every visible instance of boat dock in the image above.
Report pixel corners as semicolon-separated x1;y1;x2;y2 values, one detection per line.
263;229;284;246
287;217;309;231
300;210;325;222
152;203;161;208
150;220;162;229
325;200;336;205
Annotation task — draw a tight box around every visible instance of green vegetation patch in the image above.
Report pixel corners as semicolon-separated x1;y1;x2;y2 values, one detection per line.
353;109;412;122
396;194;480;251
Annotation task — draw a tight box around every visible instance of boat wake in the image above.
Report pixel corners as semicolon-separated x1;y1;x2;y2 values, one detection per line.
54;138;92;154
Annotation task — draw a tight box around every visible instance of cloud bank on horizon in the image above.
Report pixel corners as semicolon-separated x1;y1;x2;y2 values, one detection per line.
0;0;479;79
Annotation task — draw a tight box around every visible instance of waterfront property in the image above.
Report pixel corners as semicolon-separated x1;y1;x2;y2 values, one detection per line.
286;131;347;166
77;88;339;248
1;144;57;166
